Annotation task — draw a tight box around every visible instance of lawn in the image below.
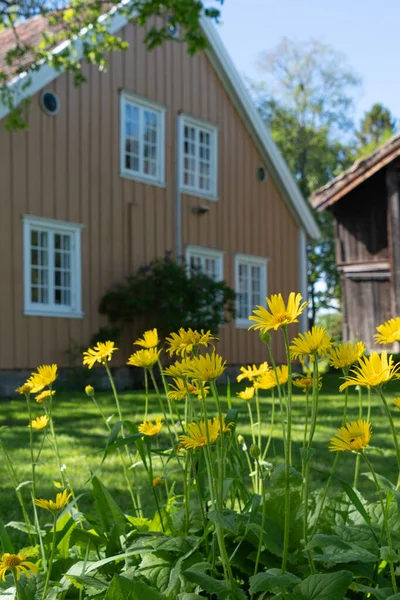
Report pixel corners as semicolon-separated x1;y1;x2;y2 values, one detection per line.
1;373;400;535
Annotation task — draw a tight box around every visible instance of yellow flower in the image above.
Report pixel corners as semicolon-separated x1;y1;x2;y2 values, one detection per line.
254;365;289;390
16;382;32;395
179;419;220;450
290;326;332;360
127;348;161;369
83;341;118;369
27;364;58;393
292;374;322;392
35;390;55;404
236;362;269;383
34;489;72;513
214;415;234;435
0;552;38;582
163;358;192;379
236;387;255;401
185;352;226;382
248;292;309;333
339;351;400;391
167;378;209;401
165;328;217;357
327;342;365;370
375;317;400;345
138;417;163;436
329;420;372;452
393;397;400;408
152;477;163;487
28;415;49;430
134;328;159;349
85;385;94;397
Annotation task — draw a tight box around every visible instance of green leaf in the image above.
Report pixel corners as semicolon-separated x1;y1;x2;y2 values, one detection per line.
351;584;394;600
339;479;373;529
182;569;232;599
91;476;127;538
380;546;400;563
208;509;239;535
0;518;13;553
294;570;353;600
249;568;300;593
104;575;167;600
270;463;303;487
139;552;173;594
307;534;378;563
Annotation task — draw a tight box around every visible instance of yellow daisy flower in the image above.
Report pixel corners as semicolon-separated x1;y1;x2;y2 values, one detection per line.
178;419;220;450
163;358;192;379
214;415;234;435
35;390;55;404
292;374;322;392
254;365;289;390
138;417;163;436
127;348;161;369
236;387;255;401
82;341;118;369
290;326;332;360
167;378;209;401
134;328;159;349
329;420;372;452
375;317;400;345
27;364;58;393
165;328;217;357
185;352;226;382
0;552;38;582
393;397;400;408
248;292;309;333
236;362;269;383
339;351;400;391
16;382;32;395
327;342;365;369
34;489;72;513
28;415;49;430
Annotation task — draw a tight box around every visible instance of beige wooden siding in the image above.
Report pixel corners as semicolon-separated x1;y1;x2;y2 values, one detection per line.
0;19;301;371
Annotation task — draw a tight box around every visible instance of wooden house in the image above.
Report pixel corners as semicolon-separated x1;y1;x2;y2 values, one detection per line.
0;8;318;390
311;135;400;350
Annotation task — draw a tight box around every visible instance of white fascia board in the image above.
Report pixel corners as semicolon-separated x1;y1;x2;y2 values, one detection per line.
200;16;320;241
0;1;133;122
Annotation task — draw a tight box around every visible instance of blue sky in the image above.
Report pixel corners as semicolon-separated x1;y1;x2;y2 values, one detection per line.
215;0;399;126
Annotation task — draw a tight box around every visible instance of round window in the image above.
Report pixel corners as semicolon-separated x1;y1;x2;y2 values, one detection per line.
40;91;60;116
166;15;178;37
257;166;267;182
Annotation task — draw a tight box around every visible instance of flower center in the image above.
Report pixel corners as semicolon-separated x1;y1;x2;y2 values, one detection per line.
4;555;22;568
197;436;207;446
275;312;290;324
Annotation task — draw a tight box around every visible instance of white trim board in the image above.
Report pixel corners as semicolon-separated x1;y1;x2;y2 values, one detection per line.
0;3;319;240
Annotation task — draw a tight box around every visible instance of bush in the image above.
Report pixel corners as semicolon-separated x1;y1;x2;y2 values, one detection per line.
98;252;236;338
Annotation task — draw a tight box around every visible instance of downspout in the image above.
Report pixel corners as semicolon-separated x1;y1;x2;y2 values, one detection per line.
175;115;183;261
298;227;308;332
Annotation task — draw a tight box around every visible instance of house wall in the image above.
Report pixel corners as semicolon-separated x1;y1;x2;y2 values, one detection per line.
0;19;301;373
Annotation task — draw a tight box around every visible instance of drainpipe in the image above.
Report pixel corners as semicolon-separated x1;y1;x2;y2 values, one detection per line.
175;115;183;261
298;227;308;332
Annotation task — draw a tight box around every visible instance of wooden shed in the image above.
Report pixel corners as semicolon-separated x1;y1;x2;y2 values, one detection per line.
0;9;319;389
311;134;400;350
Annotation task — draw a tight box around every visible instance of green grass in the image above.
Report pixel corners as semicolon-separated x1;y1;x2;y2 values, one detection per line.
1;373;400;537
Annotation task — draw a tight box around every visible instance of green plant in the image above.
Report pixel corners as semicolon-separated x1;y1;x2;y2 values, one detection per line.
98;253;236;339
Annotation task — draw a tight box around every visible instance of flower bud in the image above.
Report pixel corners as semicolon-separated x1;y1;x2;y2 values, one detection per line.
152;477;163;487
259;331;271;345
237;434;245;445
85;385;94;397
250;443;261;459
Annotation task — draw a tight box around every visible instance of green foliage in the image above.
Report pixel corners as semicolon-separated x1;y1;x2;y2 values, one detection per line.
355;103;397;157
99;253;236;338
1;0;223;130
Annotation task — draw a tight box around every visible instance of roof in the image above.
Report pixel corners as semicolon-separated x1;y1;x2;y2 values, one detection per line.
311;132;400;211
0;6;320;240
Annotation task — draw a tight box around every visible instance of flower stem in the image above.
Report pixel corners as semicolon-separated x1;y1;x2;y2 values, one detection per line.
46;393;66;487
255;388;262;456
12;570;22;600
41;513;58;600
247;403;256;447
281;326;293;574
26;394;37;500
265;339;286;448
262;390;275;461
253;459;267;576
378;387;400;480
353;387;363;489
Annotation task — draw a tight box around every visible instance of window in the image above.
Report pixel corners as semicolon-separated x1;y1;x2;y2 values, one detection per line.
235;254;268;328
120;92;166;185
23;216;83;318
179;115;218;199
186;246;223;281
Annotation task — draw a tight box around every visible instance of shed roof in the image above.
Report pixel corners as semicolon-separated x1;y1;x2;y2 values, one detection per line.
311;132;400;211
0;4;320;239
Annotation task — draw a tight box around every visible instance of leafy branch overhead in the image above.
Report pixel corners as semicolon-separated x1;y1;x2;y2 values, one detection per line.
0;0;223;130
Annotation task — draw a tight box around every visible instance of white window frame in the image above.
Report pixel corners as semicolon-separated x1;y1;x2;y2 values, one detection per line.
120;91;166;187
23;215;83;318
178;114;218;200
185;245;224;281
234;253;268;328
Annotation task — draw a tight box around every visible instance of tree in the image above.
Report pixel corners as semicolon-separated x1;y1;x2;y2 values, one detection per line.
254;39;361;326
0;0;223;130
355;103;397;157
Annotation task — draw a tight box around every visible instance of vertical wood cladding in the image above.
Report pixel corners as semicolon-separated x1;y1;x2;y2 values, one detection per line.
0;20;300;370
